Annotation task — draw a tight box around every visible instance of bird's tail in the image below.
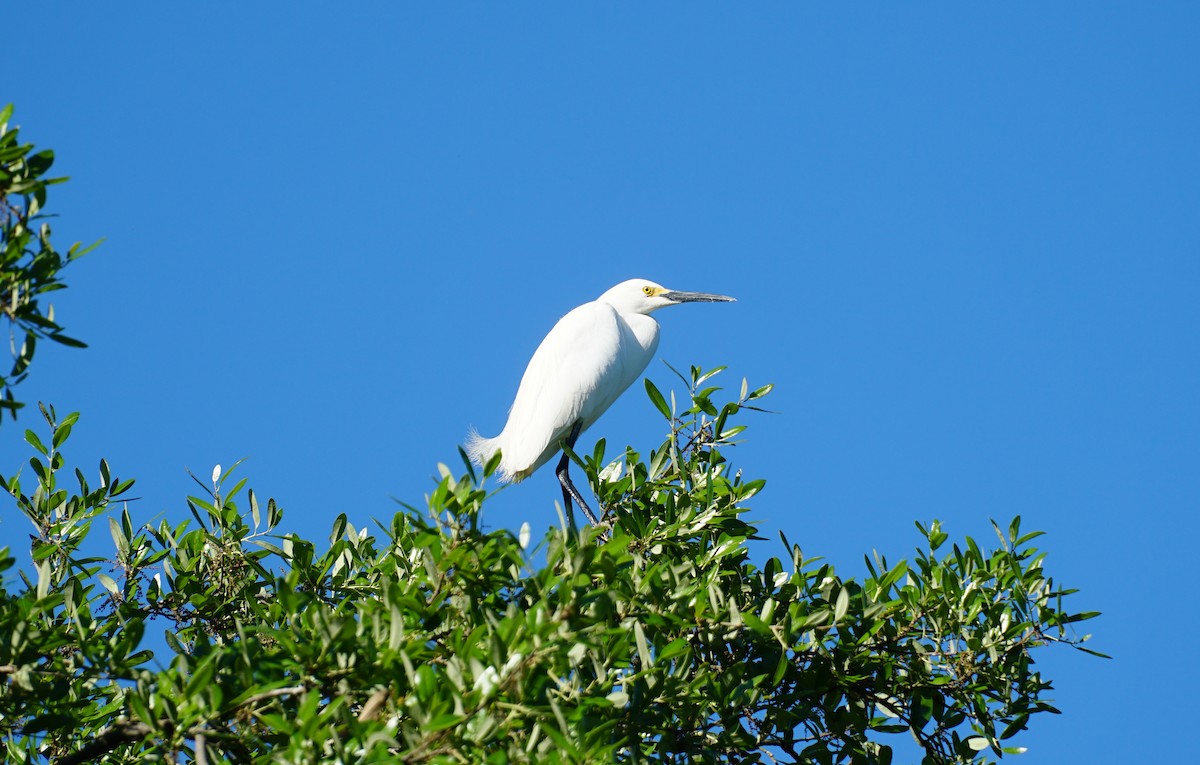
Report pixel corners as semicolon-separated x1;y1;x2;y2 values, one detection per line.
465;427;501;474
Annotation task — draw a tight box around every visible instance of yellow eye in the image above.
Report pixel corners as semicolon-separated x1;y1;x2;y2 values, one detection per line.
642;285;655;296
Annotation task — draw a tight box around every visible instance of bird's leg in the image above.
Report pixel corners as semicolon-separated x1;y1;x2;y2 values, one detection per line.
557;453;579;533
557;421;599;525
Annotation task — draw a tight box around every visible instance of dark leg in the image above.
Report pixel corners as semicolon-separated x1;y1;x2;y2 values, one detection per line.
557;421;599;525
558;461;576;532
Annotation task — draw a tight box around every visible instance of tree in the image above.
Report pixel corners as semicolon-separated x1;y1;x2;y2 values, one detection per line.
0;109;1101;764
1;370;1101;764
0;104;98;423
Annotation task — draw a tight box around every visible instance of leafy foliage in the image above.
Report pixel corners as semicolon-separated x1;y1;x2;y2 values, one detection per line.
0;104;99;423
0;371;1101;764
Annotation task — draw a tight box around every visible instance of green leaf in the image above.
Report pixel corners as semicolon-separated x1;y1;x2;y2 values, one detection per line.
910;691;935;733
1074;645;1112;659
249;488;260;528
24;429;48;456
695;366;726;386
48;333;87;348
26;149;54;176
634;621;652;669
52;420;74;449
427;713;465;731
1000;714;1029;740
749;382;774;399
966;736;990;751
833;585;850;623
127;693;156;735
644;378;671;420
187;656;218;698
109;516;129;558
97;573;120;598
67;237;105;260
1062;610;1101;624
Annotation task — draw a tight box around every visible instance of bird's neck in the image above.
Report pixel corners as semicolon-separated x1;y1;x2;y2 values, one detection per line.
623;313;661;357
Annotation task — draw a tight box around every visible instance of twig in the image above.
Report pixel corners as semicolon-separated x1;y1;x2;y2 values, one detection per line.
239;684;308;707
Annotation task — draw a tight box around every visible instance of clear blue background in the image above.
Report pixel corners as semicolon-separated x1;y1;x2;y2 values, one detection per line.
5;5;1198;762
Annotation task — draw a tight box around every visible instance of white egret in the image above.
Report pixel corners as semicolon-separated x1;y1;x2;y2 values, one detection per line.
466;278;735;524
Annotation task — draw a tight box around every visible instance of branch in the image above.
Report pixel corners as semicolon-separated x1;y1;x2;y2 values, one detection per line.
52;684;310;765
55;721;154;765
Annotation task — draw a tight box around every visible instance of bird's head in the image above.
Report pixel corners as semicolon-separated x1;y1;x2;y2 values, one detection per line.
599;279;736;315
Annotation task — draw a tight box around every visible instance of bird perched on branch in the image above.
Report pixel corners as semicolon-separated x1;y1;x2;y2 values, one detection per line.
466;278;735;524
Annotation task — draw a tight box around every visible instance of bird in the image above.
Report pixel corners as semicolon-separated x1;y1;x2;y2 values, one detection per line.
466;278;735;525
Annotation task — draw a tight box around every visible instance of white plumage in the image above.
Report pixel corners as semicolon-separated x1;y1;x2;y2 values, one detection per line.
466;278;734;522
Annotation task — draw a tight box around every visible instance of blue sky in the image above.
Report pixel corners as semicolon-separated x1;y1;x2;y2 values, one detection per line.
5;5;1198;762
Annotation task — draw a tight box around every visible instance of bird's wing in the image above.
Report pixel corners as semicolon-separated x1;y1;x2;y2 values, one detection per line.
498;301;631;478
576;314;655;432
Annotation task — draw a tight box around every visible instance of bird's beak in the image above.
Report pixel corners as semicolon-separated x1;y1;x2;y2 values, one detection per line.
661;290;736;304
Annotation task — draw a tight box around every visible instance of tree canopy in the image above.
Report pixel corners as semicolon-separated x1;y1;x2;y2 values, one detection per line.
0;105;1101;764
